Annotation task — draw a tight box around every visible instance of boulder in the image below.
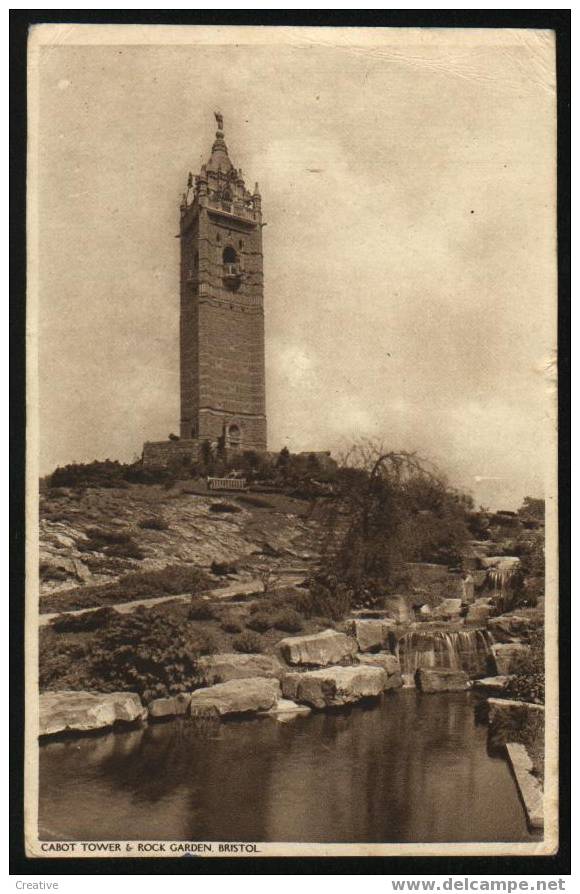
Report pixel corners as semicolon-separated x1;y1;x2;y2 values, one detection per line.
490;643;530;675
197;653;285;685
472;675;511;694
261;698;311;718
480;556;520;570
415;668;469;693
39;691;147;737
431;598;463;621
465;598;494;624
277;629;358;667
189;678;280;718
281;665;387;709
487;697;545;749
383;595;413;624
487;614;536;643
148;693;192;719
344;619;396;653
417;604;432;620
357;652;403;689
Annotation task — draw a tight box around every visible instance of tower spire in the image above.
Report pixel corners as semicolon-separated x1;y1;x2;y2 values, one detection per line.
207;110;232;172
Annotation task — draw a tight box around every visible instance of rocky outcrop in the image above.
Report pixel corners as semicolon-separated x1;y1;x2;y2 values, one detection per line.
148;693;192;719
39;691;147;737
344;619;396;653
197;653;285;685
415;668;469;692
189;678;280;717
490;643;530;675
431;598;462;621
357;652;403;688
281;665;387;708
277;629;358;667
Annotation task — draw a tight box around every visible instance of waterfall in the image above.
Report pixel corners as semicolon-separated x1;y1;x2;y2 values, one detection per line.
485;559;520;613
397;628;494;678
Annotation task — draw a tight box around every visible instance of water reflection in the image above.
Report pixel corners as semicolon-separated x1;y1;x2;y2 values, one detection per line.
39;691;538;844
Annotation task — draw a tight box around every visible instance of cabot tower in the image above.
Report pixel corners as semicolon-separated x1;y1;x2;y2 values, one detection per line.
178;112;267;452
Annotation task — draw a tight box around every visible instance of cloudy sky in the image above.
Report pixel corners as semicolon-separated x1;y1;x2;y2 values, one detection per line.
31;27;556;509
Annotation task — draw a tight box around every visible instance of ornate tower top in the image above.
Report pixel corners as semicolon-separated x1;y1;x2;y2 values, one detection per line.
180;112;261;225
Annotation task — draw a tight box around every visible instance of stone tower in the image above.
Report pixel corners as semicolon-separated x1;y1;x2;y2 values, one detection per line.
179;112;267;452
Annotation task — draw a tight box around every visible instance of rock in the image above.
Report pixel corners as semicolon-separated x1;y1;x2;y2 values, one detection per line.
261;698;311;717
277;629;358;667
383;595;413;624
487;697;545;749
357;652;403;689
466;598;494;624
473;675;511;694
148;693;192;719
431;598;463;620
197;653;285;685
189;678;280;718
417;604;432;620
282;665;387;708
487;614;536;643
505;743;544;830
490;643;530;675
39;691;147;737
480;556;520;570
415;668;469;692
344;619;396;653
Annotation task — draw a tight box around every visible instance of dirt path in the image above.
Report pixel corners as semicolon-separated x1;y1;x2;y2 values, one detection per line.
38;572;307;627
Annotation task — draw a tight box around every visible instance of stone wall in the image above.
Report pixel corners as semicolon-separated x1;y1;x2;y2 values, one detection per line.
142;439;202;468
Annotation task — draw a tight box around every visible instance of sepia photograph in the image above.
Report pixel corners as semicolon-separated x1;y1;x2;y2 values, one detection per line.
24;23;559;859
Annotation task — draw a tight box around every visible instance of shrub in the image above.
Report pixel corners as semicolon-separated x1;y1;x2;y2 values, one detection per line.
188;598;216;621
246;610;278;633
232;630;264;654
293;575;353;621
89;607;213;702
50;606;119;633
236;495;273;509
507;629;545;704
39;563;212;614
39;563;69;582
273;608;303;633
77;527;145;560
211;560;238;576
138;516;169;531
209;503;241;514
39;639;91;690
220;615;242;634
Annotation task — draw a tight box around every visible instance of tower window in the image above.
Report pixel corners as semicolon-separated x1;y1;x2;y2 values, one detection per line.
223;246;241;291
228;424;241;448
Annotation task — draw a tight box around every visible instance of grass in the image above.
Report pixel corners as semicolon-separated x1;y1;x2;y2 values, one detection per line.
40;563;212;614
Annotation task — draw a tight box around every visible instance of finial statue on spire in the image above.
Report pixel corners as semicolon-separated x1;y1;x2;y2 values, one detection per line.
214;111;223;131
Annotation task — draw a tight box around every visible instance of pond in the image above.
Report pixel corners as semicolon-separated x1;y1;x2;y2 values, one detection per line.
39;690;539;844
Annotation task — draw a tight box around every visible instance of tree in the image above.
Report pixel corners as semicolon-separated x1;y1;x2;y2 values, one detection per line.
319;440;472;602
518;496;545;521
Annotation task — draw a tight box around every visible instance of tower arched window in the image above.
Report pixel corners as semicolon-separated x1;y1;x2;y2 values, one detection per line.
222;246;242;291
228;423;241;448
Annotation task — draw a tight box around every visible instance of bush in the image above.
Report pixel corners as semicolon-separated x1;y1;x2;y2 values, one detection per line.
77;527;146;560
273;608;303;633
293;575;353;621
39;639;91;690
138;516;169;531
88;607;214;702
507;629;545;704
211;560;238;576
232;630;264;654
236;495;273;509
50;606;119;633
40;563;212;614
220;615;242;634
188;598;216;621
246;610;278;633
209;502;241;514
